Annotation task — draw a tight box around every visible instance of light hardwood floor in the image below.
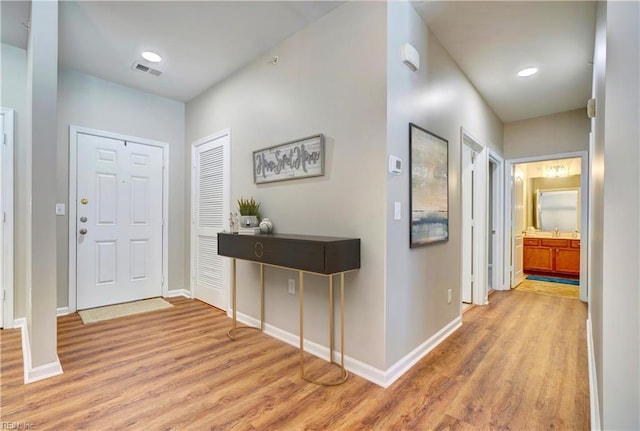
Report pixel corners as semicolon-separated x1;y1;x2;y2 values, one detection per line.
0;290;589;430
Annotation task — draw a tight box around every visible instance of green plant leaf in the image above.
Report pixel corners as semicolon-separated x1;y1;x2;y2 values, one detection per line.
237;197;261;220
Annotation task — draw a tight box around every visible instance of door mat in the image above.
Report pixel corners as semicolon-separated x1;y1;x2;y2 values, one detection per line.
525;275;579;285
78;298;173;324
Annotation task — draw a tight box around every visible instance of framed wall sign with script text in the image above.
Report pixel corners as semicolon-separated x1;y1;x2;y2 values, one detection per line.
253;134;325;184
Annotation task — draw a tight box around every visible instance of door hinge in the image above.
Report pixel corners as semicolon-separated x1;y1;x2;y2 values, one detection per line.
161;276;165;286
2;212;5;223
2;133;6;146
2;289;5;302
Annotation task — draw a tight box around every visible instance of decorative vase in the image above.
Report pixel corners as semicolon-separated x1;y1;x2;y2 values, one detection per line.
259;218;273;234
229;212;239;233
240;215;259;228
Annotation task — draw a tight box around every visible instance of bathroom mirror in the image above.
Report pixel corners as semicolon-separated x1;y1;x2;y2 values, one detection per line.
536;188;579;232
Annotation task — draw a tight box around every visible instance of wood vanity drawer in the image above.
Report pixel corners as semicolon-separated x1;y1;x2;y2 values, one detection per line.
524;238;540;246
541;238;569;248
570;240;581;248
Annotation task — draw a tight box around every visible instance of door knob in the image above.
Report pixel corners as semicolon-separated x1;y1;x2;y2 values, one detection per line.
80;216;87;223
79;228;88;235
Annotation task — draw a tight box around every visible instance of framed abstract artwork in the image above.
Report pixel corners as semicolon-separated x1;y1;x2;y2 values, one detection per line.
409;123;449;247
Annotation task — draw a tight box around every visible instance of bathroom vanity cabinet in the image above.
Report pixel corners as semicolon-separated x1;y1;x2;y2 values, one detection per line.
523;238;580;277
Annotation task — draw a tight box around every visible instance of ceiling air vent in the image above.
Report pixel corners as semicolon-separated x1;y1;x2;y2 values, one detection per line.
132;62;163;77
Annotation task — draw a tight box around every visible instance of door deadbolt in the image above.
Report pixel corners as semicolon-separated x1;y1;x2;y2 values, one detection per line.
81;198;88;205
79;228;88;235
79;216;87;223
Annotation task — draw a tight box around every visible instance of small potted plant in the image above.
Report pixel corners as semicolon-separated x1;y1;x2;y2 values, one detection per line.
237;197;261;227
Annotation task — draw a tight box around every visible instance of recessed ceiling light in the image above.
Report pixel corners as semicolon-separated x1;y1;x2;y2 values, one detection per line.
142;51;162;63
517;67;538;77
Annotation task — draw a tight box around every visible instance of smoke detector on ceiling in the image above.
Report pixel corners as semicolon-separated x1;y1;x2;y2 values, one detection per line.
132;62;163;77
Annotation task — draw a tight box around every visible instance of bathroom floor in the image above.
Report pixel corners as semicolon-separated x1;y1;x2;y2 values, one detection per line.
515;278;580;299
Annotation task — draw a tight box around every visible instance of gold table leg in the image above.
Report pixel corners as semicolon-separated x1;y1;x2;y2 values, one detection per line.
228;261;265;340
299;271;305;378
300;271;349;386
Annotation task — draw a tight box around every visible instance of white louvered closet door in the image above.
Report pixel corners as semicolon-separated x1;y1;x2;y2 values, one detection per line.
192;131;230;310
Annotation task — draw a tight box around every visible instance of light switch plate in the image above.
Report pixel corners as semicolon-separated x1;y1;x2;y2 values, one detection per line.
394;202;401;220
55;203;65;216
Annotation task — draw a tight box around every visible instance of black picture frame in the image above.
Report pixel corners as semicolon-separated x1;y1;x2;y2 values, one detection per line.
409;123;449;247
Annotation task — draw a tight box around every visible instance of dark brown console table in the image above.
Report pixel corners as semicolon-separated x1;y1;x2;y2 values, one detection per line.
217;232;360;385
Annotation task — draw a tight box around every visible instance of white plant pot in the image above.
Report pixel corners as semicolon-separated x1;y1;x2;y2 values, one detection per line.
239;215;259;228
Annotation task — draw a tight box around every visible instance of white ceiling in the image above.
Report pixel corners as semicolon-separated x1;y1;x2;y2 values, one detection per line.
1;0;30;49
59;1;344;102
1;1;343;102
2;1;596;122
412;1;596;122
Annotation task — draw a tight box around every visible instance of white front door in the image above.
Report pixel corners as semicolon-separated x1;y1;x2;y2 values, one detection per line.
191;131;230;311
76;133;164;310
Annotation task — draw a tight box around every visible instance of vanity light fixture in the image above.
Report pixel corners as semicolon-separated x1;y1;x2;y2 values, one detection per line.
545;163;568;178
517;67;538;77
142;51;162;63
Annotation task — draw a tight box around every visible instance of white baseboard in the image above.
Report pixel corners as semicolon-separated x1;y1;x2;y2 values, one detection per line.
234;311;462;388
14;317;64;384
587;317;601;430
166;289;192;298
57;307;69;316
27;358;63;384
382;316;462;387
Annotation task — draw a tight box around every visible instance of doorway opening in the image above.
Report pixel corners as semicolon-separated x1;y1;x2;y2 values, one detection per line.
505;152;588;301
460;129;505;310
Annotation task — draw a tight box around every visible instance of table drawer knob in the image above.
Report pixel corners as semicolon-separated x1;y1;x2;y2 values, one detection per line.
254;242;264;258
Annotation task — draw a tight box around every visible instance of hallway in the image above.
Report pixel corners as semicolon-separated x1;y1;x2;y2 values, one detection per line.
0;289;588;429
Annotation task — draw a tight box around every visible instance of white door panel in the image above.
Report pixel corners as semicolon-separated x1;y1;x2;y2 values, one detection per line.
462;145;474;304
512;175;525;286
514;236;524;286
77;133;163;309
0;115;4;326
192;132;229;310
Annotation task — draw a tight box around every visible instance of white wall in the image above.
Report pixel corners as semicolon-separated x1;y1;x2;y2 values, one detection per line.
57;69;186;308
503;109;590;160
589;2;606;426
1;43;28;319
187;2;389;369
27;0;59;368
591;1;640;429
385;2;503;367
